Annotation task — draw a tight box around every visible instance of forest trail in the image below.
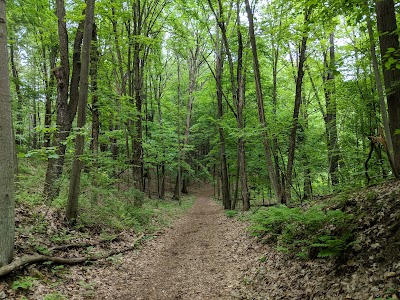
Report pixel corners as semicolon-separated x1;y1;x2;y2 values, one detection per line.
90;186;260;300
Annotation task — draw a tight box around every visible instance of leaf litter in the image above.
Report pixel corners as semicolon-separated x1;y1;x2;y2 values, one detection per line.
1;182;400;299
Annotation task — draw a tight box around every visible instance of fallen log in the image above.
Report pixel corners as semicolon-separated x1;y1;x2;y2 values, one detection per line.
0;234;144;277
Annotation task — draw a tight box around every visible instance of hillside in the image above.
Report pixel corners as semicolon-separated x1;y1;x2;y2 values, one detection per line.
238;180;400;299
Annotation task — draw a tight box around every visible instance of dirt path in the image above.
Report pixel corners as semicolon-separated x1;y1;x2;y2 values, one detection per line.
90;187;260;300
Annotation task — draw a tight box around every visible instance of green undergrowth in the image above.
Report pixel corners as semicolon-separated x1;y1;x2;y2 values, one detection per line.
15;157;195;236
250;203;355;259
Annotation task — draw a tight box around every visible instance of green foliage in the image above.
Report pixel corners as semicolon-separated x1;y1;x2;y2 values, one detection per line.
12;276;36;290
43;293;68;300
225;210;238;218
383;47;400;70
250;204;354;258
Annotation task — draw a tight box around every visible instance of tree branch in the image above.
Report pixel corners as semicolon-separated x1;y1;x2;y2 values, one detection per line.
0;234;144;277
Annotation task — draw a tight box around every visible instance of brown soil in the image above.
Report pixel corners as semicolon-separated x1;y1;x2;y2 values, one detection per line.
83;187;259;300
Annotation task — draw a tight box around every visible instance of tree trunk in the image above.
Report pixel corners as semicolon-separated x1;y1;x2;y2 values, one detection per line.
271;36;281;202
32;99;38;149
66;0;95;224
131;0;144;192
173;57;182;201
90;24;99;154
44;7;85;200
214;22;231;209
245;0;282;203
285;8;310;202
236;2;250;211
41;40;56;149
10;41;24;145
0;0;16;266
375;0;400;177
323;32;340;187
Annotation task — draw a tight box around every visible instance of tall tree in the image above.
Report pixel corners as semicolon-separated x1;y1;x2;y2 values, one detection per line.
236;0;250;211
375;0;400;178
66;0;95;223
364;0;396;176
285;6;311;201
245;0;283;202
323;32;340;187
0;0;16;266
43;3;85;200
215;31;231;210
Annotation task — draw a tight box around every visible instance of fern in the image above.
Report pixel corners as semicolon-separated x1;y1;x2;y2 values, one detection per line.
250;204;354;259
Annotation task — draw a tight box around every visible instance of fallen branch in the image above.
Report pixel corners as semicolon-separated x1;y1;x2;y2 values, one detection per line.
0;234;144;277
48;235;121;252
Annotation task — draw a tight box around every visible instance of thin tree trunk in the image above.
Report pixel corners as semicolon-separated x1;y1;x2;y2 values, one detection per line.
217;43;231;209
236;1;250;211
66;0;95;223
0;0;16;266
302;98;312;200
32;99;38;149
173;57;182;201
245;0;282;203
323;32;340;187
90;24;99;154
272;36;281;200
42;43;56;149
10;41;23;145
131;0;144;192
285;8;310;201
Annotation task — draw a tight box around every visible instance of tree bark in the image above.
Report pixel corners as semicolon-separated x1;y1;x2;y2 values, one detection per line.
66;0;95;223
375;0;400;177
0;0;16;267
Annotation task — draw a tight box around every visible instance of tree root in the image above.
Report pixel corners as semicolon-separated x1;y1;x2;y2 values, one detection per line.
0;234;144;277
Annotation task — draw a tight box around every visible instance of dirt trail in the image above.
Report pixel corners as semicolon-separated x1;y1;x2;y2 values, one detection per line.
91;187;260;300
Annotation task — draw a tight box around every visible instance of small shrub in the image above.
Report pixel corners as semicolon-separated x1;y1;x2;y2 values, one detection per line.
12;276;36;290
225;210;238;218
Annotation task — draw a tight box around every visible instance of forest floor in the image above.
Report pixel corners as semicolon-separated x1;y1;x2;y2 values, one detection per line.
84;185;259;300
1;181;400;299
